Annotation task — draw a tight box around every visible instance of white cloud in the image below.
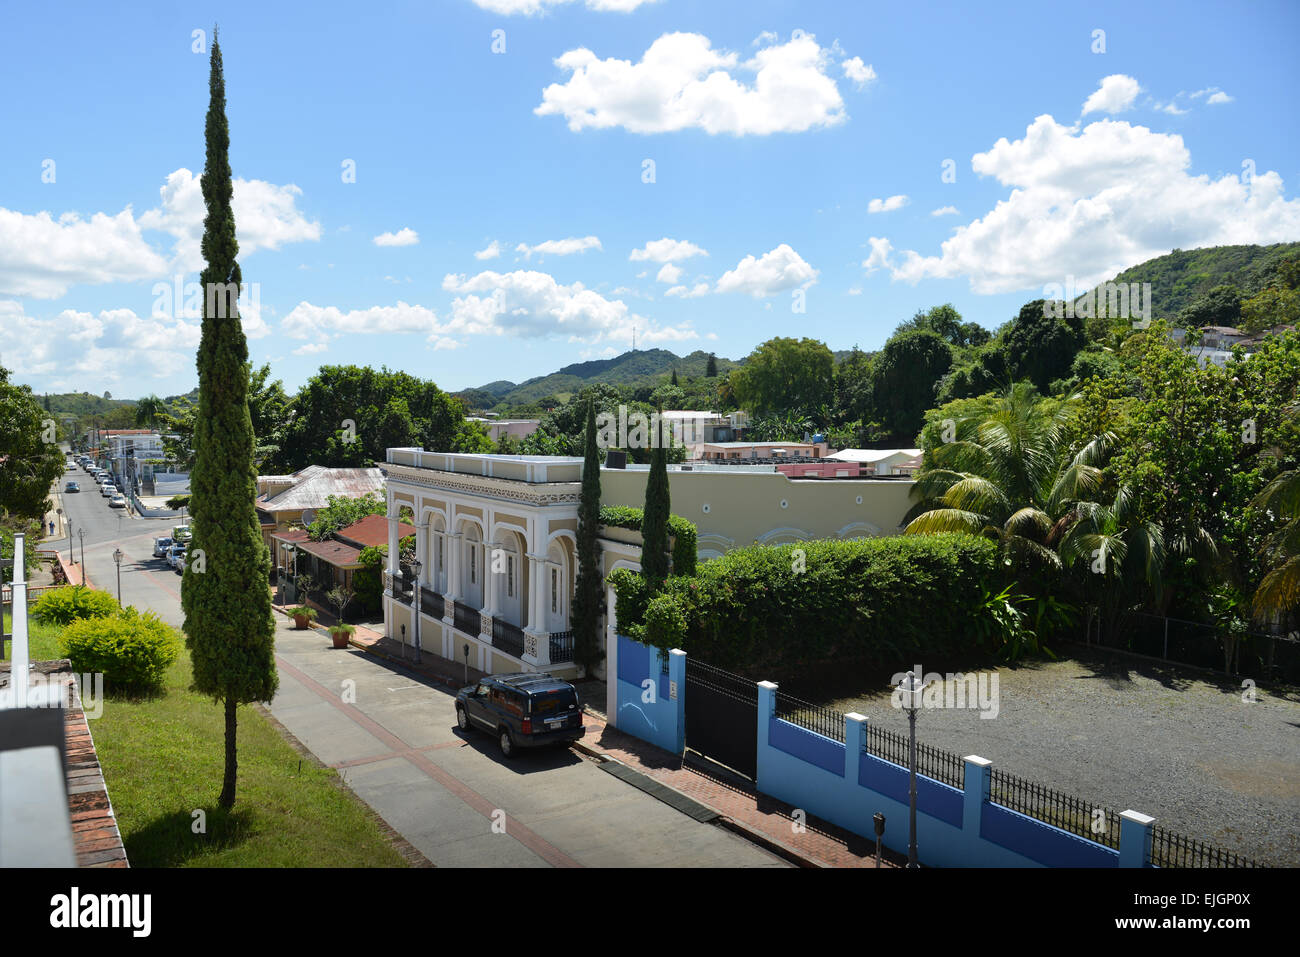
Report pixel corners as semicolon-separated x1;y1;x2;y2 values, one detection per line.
715;244;818;296
861;237;893;273
841;56;876;89
752;31;779;47
1207;90;1233;105
0;300;203;389
889;113;1300;294
373;227;419;247
0;208;169;299
655;263;683;284
515;235;602;259
868;194;909;214
930;206;960;217
139;168;321;273
847;286;862;296
1081;74;1140;115
535;31;847;135
292;342;329;355
281;301;440;342
1157;101;1189;115
629;237;708;262
664;282;710;299
441;269;696;344
474;240;502;260
470;0;659;13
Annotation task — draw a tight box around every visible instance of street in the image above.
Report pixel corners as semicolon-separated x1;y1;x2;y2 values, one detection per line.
39;470;786;867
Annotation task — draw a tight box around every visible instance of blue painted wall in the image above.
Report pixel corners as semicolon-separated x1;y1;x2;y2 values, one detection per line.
614;635;684;755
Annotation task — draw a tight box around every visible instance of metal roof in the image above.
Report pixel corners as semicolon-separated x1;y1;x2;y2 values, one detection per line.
256;466;386;512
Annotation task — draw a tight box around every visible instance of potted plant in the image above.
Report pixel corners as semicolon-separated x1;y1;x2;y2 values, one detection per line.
329;622;355;649
288;605;317;630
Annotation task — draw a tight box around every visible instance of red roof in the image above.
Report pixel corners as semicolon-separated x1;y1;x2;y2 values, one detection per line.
338;513;415;548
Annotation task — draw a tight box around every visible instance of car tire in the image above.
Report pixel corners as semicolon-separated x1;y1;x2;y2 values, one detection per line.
498;727;514;758
457;706;469;732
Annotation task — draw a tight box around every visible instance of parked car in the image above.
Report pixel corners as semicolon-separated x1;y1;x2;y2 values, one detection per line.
109;494;127;509
65;481;80;493
167;543;187;570
100;484;117;498
455;673;585;757
172;525;192;544
152;537;174;558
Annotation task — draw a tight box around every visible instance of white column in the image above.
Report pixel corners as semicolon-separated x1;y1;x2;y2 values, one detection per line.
444;532;462;603
386;508;400;576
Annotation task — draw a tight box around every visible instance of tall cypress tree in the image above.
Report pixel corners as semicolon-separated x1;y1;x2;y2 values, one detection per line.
569;400;604;670
181;30;278;810
641;409;671;583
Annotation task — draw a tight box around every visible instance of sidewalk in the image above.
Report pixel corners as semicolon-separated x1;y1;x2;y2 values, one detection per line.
573;711;903;868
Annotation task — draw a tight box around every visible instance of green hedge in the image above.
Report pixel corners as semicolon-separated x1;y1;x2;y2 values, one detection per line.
608;533;999;671
31;586;120;627
599;505;697;576
58;607;181;693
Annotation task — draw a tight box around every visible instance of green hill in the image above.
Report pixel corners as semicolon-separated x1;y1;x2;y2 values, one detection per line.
1087;242;1300;319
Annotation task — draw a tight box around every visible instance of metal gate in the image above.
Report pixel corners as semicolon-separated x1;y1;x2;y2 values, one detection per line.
684;658;758;780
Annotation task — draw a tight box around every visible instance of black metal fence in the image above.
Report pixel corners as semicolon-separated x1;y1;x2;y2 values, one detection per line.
989;766;1120;849
420;586;444;620
1100;611;1300;683
549;630;575;663
865;722;966;791
1150;824;1259;869
453;601;481;637
774;690;846;742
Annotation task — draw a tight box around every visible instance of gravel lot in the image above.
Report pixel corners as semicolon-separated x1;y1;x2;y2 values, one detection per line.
822;647;1300;866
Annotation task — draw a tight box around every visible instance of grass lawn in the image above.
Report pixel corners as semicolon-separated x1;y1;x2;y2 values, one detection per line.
3;607;408;868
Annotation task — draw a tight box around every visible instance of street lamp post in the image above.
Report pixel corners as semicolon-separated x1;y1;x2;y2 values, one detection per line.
897;669;930;869
112;547;123;606
410;557;423;664
77;528;85;577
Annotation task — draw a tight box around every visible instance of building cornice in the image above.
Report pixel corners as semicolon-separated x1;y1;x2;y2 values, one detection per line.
384;462;582;507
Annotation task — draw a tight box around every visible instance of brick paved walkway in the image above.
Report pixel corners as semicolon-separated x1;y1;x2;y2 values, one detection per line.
577;711;903;868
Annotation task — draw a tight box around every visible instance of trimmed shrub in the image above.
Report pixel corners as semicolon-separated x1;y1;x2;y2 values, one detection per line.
610;533;999;671
599;505;698;576
58;607;181;692
31;586;120;627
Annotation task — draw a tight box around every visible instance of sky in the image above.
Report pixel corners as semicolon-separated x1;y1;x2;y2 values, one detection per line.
1;0;1298;399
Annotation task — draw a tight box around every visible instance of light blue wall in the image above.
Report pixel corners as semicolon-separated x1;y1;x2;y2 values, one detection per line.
614;635;684;754
755;683;1137;868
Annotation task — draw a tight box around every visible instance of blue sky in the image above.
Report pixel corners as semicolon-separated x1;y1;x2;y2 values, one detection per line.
2;0;1298;398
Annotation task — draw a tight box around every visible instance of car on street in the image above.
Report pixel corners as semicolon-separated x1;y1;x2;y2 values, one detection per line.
172;525;192;544
455;672;585;757
65;481;80;493
166;543;187;570
109;494;127;509
100;484;117;498
152;537;174;558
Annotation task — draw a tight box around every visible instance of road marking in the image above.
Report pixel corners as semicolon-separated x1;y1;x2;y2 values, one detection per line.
274;654;583;868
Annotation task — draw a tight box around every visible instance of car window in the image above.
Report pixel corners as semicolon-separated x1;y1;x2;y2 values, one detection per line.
530;690;578;715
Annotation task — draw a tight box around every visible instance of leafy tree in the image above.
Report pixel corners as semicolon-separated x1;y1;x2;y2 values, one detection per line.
706;353;718;377
833;347;874;425
730;337;834;417
1250;467;1300;622
181;32;279;810
569;401;605;670
135;394;167;429
871;329;953;438
1004;299;1087;393
0;365;64;520
640;412;671;584
1178;283;1243;330
307;492;386;541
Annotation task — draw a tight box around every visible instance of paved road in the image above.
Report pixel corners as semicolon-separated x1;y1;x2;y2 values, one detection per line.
39;471;786;867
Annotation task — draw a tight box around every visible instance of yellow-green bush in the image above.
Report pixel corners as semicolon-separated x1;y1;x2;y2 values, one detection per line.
31;585;119;627
58;607;181;692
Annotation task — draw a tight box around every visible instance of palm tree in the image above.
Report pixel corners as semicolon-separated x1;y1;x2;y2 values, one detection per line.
135;394;167;429
904;383;1107;571
1250;469;1300;623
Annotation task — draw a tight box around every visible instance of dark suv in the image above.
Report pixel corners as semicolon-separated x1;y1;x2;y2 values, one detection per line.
456;673;585;757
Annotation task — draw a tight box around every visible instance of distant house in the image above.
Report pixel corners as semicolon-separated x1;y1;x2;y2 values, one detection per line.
256;466;387;557
825;449;923;476
271;513;415;599
467;418;542;443
699;440;828;461
1170;324;1294;369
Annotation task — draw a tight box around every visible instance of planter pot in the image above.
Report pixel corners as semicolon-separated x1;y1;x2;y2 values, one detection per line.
331;630;351;649
293;615;312;630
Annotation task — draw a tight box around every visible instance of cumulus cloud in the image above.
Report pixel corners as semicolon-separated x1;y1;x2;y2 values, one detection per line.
1206;90;1233;105
868;194;909;214
1081;74;1140;115
841;56;876;89
656;263;683;284
281;301;440;341
664;282;710;299
889;113;1300;294
373;227;419;247
0;300;203;389
0;208;169;299
715;244;818;296
931;206;960;217
535;31;848;135
861;237;893;273
515;235;602;259
629;237;708;262
474;240;502;260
